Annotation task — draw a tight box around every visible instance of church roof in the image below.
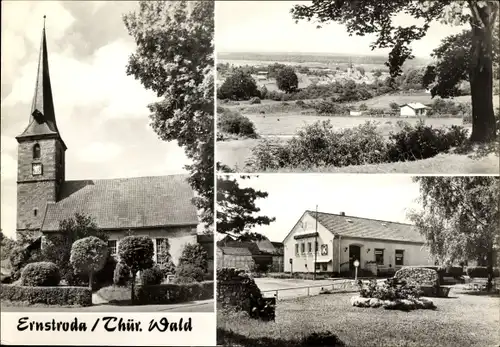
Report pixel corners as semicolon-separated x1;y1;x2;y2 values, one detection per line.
40;175;198;232
17;21;64;146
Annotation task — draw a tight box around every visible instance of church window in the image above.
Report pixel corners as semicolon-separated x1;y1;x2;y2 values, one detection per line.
33;144;41;160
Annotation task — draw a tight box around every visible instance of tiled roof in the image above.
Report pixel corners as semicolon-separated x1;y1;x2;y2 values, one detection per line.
41;175;197;231
308;211;425;244
218;246;253;256
401;102;429;110
255;239;278;255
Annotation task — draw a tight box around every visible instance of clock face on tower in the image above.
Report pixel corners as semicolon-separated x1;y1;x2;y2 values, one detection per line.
32;163;43;176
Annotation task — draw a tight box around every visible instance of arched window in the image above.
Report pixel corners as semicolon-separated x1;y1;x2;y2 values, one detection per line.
33;144;41;160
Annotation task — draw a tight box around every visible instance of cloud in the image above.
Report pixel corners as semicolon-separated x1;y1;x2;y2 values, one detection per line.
0;152;17;181
77;142;123;163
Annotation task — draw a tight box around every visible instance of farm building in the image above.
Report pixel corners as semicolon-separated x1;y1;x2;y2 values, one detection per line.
399;102;429;117
283;210;433;276
216;246;254;270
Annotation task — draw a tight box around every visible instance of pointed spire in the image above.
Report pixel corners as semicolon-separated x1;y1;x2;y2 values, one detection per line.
18;17;61;140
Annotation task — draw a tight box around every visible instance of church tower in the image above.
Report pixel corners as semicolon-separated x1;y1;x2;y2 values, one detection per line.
15;19;66;240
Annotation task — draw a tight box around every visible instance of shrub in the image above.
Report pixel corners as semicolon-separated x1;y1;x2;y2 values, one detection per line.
176;263;206;283
217;108;258;138
21;262;60;287
113;262;131;286
141;265;164;285
0;284;92;306
245;138;291;170
276;66;298;93
445;125;469;147
249;97;261;104
70;236;108;290
93;254;118;290
218;69;259;100
159;259;176;277
178;243;209;273
389;102;400;111
466;266;500;278
358;278;422;301
394;266;440;288
134;281;214;305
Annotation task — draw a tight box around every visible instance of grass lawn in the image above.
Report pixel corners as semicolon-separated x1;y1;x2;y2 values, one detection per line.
217;290;500;347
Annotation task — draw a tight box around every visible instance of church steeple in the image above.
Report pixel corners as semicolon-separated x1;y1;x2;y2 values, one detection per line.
16;16;63;144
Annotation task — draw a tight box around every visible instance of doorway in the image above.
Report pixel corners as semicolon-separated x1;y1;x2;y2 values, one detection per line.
349;245;361;272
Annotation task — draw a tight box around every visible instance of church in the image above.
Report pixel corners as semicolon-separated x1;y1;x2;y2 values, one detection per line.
15;25;213;268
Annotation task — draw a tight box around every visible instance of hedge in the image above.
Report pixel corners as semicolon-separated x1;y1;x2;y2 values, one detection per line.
21;262;60;287
466;266;500;278
0;284;92;306
394;266;440;288
134;281;213;305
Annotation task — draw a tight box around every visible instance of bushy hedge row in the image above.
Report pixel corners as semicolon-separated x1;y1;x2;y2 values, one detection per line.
20;262;60;287
246;120;469;171
394;267;440;288
466;266;500;278
0;284;92;306
134;281;213;305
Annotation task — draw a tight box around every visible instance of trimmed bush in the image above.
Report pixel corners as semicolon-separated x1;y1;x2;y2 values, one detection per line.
176;263;206;283
93;254;118;289
394;266;440;288
70;236;108;290
466;266;500;278
141;265;164;285
134;281;213;305
21;262;60;287
113;262;131;286
358;278;422;301
0;284;92;306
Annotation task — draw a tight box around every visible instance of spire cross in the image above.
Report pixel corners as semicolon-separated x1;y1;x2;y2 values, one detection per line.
43;15;46;29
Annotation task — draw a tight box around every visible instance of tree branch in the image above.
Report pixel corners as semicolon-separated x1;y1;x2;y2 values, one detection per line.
468;0;486;28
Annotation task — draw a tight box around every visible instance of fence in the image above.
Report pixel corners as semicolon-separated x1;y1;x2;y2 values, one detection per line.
261;279;359;301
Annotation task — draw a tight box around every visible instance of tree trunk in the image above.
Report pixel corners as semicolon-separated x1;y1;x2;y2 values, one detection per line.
469;6;496;143
486;248;494;292
88;272;93;291
131;272;136;303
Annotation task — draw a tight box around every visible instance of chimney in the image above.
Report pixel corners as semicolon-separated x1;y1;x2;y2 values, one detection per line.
340;212;345;216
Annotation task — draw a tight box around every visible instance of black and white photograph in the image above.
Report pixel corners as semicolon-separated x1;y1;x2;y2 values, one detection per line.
215;1;499;174
216;174;499;347
1;0;214;316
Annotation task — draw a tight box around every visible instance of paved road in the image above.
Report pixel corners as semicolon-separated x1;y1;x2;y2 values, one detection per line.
0;299;214;312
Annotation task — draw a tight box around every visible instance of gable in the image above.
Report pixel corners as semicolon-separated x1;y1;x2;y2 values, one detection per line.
41;174;198;231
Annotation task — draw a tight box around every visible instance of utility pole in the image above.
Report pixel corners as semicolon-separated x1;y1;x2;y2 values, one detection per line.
314;205;318;280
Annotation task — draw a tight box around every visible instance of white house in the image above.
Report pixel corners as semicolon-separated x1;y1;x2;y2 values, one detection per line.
399;103;430;117
283;211;434;275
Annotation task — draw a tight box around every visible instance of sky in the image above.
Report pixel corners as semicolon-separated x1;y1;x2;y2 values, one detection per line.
216;1;467;57
221;175;423;243
1;1;191;238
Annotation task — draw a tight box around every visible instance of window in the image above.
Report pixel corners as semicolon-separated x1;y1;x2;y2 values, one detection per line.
108;240;117;256
375;248;384;265
156;238;170;264
395;250;404;266
307;242;312;253
315;263;320;271
33;144;41;160
301;243;305;254
295;244;299;255
322;263;328;272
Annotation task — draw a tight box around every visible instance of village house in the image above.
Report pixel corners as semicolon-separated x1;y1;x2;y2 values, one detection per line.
283;211;433;275
15;25;212;266
399;102;430;117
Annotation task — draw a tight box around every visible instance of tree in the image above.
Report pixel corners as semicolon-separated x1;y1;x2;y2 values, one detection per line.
276;66;299;93
178;243;208;273
408;176;499;291
70;236;108;290
43;213;107;283
0;231;16;261
118;236;154;301
267;63;287;79
218;69;259;100
216;176;275;234
123;1;214;231
291;1;499;142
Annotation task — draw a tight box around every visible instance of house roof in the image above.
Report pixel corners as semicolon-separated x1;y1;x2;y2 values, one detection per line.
255;239;278;255
400;102;429;110
305;211;425;244
218;246;253;256
40;174;198;232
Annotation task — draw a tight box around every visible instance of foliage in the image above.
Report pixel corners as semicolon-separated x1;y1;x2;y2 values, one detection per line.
0;284;92;306
159;259;176;277
466;266;500;278
291;0;499;142
178;243;209;273
249;97;261;105
140;265;164;285
92;254;117;290
409;177;499;291
276;66;299;93
134;281;213;305
43;213;107;284
70;236;108;290
113;262;131;286
20;262;60;287
358;278;422;301
313;99;350;115
218;69;260;100
216;176;276;234
0;231;16;261
394;267;440;288
217;107;258;138
118;235;154;300
124;1;214;230
176;263;206;283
